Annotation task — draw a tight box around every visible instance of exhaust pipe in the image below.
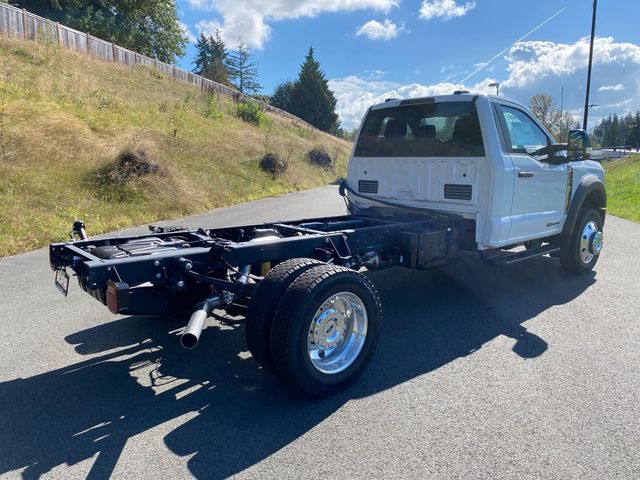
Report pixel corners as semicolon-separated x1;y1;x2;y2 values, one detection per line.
180;296;222;349
180;265;250;349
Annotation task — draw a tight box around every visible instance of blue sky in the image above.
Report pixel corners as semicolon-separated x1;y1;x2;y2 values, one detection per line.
176;0;640;129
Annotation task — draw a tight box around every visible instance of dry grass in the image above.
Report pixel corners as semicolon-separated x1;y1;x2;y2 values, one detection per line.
0;36;352;257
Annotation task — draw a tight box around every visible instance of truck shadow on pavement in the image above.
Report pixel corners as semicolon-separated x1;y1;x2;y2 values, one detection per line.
0;254;595;479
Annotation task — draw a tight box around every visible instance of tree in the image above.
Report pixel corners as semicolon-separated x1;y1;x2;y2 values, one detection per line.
21;1;188;63
529;92;575;141
269;81;295;112
227;38;261;95
193;33;211;76
289;47;340;134
629;112;640;149
606;114;620;147
529;93;560;132
192;30;229;84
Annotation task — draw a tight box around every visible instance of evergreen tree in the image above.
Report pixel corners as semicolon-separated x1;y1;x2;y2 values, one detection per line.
630;112;640;149
192;30;229;84
270;81;295;112
193;33;212;76
227;38;261;95
605;114;620;147
206;29;230;84
289;47;340;133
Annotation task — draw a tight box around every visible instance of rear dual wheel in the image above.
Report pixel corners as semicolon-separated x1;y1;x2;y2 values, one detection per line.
245;258;324;373
246;262;382;396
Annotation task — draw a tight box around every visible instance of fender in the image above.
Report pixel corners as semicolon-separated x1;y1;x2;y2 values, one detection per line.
562;175;607;235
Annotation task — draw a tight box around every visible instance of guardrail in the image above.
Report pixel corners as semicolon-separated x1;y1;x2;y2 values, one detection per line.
0;3;315;129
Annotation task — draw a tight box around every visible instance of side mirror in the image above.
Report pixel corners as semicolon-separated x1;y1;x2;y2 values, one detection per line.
567;129;592;161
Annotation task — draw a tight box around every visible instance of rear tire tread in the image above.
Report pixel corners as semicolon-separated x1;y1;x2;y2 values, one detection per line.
270;264;382;395
245;258;323;372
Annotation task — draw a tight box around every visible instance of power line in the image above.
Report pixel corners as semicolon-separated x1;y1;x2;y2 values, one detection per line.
460;6;567;84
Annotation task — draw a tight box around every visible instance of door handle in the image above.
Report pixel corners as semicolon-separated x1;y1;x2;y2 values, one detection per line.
518;171;534;178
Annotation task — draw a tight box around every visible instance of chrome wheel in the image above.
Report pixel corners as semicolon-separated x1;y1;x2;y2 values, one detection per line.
579;220;603;264
307;292;368;375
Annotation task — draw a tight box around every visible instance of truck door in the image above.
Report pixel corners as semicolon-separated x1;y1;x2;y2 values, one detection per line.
495;104;568;242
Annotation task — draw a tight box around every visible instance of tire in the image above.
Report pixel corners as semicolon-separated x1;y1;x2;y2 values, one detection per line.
270;264;382;396
560;208;604;274
245;258;324;372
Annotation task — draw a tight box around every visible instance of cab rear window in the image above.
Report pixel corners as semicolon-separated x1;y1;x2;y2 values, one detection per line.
354;101;485;157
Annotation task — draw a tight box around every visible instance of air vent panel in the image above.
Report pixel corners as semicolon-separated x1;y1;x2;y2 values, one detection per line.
444;184;472;201
358;180;379;194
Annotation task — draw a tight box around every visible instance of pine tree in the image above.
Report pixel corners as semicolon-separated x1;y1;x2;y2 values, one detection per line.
606;114;620;147
193;33;212;76
270;81;295;112
289;47;340;133
227;38;261;95
206;30;230;84
193;30;230;84
630;112;640;149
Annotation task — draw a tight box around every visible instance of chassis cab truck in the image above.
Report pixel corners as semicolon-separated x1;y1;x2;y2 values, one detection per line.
50;93;606;395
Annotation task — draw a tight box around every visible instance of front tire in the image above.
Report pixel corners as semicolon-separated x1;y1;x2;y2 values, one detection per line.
270;265;382;396
560;208;604;274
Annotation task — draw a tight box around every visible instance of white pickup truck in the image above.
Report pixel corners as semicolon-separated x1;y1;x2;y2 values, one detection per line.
50;91;606;395
347;91;606;274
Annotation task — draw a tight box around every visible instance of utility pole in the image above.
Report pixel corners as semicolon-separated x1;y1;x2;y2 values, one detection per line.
560;85;565;142
583;0;598;130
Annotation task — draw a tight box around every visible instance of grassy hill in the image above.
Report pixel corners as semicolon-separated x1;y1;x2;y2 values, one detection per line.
0;36;351;257
604;155;640;223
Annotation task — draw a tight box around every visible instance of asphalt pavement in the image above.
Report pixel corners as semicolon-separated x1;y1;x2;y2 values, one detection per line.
1;185;639;479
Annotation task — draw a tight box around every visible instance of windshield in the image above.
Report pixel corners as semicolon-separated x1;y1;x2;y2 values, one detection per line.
354;101;485;157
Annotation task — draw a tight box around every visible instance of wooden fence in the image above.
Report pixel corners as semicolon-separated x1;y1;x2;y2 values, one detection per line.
0;3;315;128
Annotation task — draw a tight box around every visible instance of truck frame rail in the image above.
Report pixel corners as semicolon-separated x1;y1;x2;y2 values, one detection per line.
50;213;460;317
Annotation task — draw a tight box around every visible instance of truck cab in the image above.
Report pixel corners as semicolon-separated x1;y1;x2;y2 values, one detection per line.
347;92;606;253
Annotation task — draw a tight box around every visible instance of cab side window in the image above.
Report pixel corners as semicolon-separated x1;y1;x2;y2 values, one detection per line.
499;105;550;160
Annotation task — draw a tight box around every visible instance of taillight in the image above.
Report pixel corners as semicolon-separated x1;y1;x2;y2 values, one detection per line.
106;281;129;314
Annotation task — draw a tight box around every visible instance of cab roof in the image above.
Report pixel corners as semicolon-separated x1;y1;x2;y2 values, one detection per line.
370;93;520;111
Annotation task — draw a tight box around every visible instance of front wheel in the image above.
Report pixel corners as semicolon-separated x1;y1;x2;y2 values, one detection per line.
270;265;382;396
560;208;604;274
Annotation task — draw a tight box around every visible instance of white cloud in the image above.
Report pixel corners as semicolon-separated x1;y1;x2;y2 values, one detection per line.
186;0;214;9
189;0;398;49
330;36;640;130
419;0;476;21
356;19;401;40
598;83;625;92
364;69;389;80
440;64;454;74
179;22;197;43
503;37;640;89
501;36;640;127
328;75;496;129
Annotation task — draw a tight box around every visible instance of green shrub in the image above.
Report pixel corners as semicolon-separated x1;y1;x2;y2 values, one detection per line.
91;89;113;110
204;94;223;120
234;101;265;125
294;125;311;139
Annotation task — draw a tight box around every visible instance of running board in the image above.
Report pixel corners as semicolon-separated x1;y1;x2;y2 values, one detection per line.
483;245;560;266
